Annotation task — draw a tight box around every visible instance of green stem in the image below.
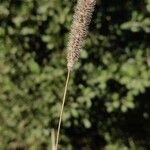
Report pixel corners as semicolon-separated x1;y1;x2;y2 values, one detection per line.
55;70;71;150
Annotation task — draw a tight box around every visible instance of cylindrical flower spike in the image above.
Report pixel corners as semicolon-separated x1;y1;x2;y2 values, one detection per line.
56;1;96;149
67;0;96;71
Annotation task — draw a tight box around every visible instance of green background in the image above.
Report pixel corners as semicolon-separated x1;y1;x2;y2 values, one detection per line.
0;0;150;149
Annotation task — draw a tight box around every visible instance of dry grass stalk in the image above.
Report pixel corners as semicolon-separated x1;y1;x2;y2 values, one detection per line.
51;129;56;150
55;0;96;149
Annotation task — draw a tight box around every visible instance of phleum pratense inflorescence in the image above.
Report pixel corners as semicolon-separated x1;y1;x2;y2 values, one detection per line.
67;0;96;71
56;1;96;149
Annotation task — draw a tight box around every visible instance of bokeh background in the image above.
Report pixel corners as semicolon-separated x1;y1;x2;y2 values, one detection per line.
0;0;150;149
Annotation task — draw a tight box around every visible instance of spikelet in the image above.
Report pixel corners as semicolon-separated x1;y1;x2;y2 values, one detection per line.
67;0;96;71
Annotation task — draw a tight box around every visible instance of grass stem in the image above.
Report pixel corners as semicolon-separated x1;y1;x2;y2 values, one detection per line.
55;70;71;150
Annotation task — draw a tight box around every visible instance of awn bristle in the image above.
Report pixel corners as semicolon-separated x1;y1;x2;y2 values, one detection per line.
67;0;96;71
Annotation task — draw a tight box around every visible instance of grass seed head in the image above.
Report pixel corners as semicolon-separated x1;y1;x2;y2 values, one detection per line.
67;0;96;71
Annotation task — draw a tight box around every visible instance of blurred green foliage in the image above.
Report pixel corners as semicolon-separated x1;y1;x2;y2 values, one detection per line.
0;0;150;149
